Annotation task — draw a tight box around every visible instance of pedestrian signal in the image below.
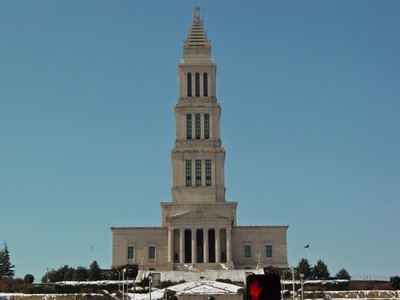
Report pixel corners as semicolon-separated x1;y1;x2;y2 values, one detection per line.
246;274;281;300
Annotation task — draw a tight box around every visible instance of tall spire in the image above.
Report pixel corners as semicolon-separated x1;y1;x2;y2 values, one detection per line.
184;6;210;48
193;5;200;21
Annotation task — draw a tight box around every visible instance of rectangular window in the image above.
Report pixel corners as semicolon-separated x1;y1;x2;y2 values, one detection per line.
127;246;134;259
205;160;211;186
266;245;273;258
196;160;202;186
244;245;251;258
186;160;192;186
204;114;209;139
195;72;200;97
187;73;192;97
203;72;208;97
195;113;201;139
186;114;192;139
149;246;156;259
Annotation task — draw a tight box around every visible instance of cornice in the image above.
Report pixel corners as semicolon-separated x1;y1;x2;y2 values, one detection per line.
160;201;238;207
233;225;289;230
175;99;219;107
111;226;165;231
171;148;225;154
174;140;222;148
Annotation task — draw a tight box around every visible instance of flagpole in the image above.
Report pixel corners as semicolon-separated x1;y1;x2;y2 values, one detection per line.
304;244;310;263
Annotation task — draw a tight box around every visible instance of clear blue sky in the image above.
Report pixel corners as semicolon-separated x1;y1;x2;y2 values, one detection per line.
1;0;399;282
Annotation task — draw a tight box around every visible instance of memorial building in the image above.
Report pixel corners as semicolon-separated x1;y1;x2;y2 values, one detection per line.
111;7;288;271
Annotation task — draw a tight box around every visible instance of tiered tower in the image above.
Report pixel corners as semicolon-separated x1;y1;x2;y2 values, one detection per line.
161;6;237;269
112;7;288;272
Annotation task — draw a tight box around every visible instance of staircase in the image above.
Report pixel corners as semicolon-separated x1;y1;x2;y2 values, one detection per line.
171;263;225;271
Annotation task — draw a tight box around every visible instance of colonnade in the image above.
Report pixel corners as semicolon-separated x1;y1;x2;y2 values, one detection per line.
167;227;232;265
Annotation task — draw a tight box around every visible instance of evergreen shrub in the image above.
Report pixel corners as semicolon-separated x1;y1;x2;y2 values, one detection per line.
24;274;34;284
390;276;400;290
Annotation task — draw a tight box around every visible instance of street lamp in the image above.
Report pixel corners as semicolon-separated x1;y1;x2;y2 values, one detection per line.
149;274;153;300
300;273;304;300
291;267;295;300
122;268;126;300
133;278;136;300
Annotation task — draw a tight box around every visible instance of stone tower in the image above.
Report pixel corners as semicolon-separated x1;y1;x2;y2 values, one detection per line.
111;7;288;272
161;6;238;269
172;6;224;204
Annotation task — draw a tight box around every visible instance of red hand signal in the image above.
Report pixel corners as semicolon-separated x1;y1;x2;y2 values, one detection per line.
249;279;263;300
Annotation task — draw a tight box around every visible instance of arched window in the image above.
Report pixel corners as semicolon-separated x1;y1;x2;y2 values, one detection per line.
203;72;208;97
186;114;192;139
195;72;200;97
204;114;209;139
187;73;192;97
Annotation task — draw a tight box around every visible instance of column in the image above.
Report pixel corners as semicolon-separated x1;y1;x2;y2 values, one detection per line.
191;228;197;264
168;228;174;263
226;227;232;263
203;228;209;263
215;228;221;263
179;229;185;264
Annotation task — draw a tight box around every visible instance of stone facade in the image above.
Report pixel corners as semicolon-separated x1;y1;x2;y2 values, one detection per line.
112;227;168;270
232;226;288;269
111;7;288;271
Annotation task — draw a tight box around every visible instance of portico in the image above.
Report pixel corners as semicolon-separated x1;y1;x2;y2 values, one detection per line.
167;227;232;266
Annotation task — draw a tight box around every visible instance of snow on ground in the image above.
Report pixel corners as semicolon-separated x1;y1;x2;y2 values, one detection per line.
130;280;243;300
320;290;400;298
139;269;264;283
54;280;126;286
0;293;103;299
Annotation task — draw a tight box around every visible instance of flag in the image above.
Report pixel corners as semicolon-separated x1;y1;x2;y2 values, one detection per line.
304;244;310;248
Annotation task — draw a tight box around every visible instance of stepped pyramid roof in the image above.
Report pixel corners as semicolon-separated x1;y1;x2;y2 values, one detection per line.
184;6;210;48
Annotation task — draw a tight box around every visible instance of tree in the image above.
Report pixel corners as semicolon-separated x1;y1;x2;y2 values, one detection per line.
63;265;74;281
263;265;283;276
0;242;15;278
42;265;75;282
24;274;35;284
295;258;312;279
117;264;138;279
73;266;88;281
312;259;330;279
336;268;351;280
88;261;102;281
390;276;400;290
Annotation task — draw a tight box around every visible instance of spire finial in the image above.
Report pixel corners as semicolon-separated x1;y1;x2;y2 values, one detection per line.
193;5;200;21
